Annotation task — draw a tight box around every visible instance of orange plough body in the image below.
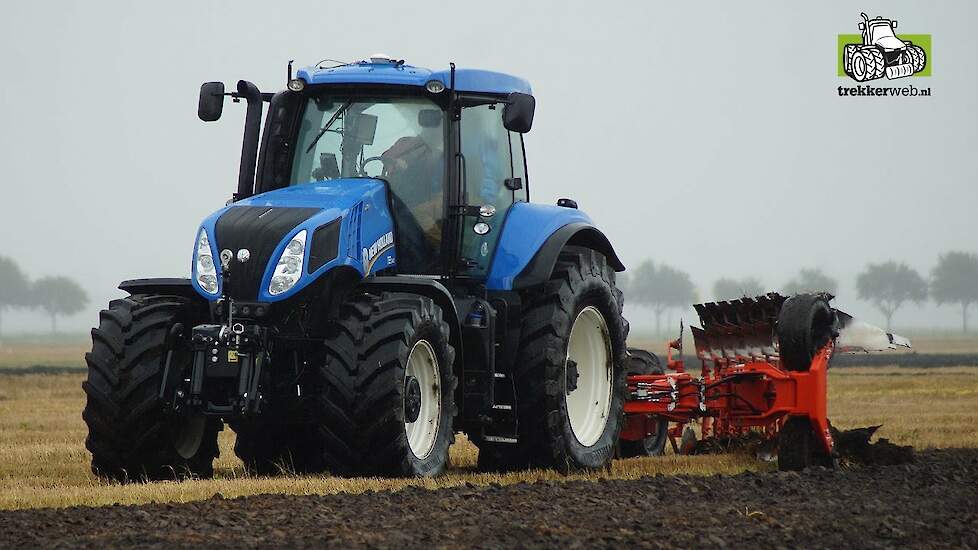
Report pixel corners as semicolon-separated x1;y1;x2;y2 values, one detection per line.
621;334;834;455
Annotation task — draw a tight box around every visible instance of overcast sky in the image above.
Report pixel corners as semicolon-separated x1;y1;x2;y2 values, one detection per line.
1;1;975;333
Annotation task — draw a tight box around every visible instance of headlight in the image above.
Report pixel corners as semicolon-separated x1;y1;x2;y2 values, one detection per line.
269;230;307;296
195;229;219;294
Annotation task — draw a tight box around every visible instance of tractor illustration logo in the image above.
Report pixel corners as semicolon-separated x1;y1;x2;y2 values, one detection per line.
842;13;927;82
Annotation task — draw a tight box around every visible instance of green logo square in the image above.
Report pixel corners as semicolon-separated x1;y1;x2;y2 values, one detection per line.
837;33;931;77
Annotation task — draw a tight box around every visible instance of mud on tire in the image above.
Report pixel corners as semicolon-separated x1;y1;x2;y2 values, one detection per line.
307;291;457;477
480;246;628;473
82;294;220;482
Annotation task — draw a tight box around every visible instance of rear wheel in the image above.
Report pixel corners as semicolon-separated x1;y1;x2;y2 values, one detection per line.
778;417;834;471
308;292;457;477
82;294;220;482
906;45;926;73
619;349;668;458
479;247;627;473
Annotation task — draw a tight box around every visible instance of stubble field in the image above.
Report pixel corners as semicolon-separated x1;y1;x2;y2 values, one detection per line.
0;338;976;547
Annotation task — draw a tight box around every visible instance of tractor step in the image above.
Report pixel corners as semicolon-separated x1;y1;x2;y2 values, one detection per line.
482;435;518;444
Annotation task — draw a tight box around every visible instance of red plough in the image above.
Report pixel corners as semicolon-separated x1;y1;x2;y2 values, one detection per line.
620;293;910;470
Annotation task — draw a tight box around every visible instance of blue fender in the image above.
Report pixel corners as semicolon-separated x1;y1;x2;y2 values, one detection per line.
190;179;397;302
486;202;625;291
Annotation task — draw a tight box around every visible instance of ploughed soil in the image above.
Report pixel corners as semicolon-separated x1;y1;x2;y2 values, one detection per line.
2;450;976;549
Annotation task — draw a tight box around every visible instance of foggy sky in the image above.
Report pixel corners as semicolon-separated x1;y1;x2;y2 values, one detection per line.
1;1;976;333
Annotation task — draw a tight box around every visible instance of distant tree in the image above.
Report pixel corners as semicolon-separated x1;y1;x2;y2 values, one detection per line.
0;256;32;340
712;276;764;301
783;268;838;295
627;260;696;335
31;276;89;334
931;251;978;334
856;261;927;331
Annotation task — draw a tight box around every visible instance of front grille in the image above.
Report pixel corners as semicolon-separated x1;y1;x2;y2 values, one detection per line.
215;206;319;299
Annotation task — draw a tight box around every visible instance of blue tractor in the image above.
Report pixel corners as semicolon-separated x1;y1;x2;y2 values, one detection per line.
82;55;629;480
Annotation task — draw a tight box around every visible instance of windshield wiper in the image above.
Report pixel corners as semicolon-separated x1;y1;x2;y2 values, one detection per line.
305;100;353;154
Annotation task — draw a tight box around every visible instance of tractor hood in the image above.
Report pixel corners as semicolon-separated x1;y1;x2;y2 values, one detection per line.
191;179;397;302
874;35;907;50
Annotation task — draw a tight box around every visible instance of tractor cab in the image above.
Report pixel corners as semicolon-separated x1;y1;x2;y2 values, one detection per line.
859;13;905;51
199;55;537;294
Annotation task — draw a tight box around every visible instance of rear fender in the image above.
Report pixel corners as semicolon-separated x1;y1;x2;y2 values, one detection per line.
486;202;624;291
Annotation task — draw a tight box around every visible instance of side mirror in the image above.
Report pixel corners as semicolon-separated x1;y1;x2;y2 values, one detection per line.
503;92;535;133
892;20;898;28
857;22;865;30
198;82;225;122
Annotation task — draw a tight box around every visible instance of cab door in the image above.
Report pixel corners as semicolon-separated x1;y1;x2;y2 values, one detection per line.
457;103;528;277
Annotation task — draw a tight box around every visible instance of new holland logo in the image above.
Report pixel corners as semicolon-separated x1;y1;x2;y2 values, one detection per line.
362;231;394;272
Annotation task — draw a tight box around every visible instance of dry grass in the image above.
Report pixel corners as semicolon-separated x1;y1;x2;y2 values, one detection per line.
828;367;978;448
0;342;87;369
0;373;762;510
1;363;976;511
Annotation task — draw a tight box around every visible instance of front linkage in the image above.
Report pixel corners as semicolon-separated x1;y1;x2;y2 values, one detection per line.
161;252;274;419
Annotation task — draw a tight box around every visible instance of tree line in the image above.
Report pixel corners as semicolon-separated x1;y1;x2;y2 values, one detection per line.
621;251;978;334
0;255;89;337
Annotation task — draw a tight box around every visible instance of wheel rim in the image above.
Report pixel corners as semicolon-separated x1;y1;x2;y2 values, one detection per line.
564;306;613;447
852;55;867;79
171;416;205;459
405;339;441;459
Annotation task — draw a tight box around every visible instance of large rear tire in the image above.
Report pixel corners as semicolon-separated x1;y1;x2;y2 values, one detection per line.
480;247;627;473
306;292;457;477
906;45;926;73
82;294;220;482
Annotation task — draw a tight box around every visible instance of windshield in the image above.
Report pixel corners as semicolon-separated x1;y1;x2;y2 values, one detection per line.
290;94;448;274
869;22;896;42
290;96;446;186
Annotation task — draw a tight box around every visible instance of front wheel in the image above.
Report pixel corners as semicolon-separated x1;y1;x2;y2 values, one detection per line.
82;294;220;482
482;247;627;473
307;291;457;477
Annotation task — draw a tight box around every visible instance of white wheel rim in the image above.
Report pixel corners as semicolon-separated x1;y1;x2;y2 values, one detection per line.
172;416;205;459
564;306;613;447
405;339;441;459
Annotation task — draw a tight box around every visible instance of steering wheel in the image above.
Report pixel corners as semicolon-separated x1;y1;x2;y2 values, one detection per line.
359;156;386;177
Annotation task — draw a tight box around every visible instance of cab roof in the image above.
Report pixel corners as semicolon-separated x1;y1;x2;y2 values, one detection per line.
295;56;532;96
